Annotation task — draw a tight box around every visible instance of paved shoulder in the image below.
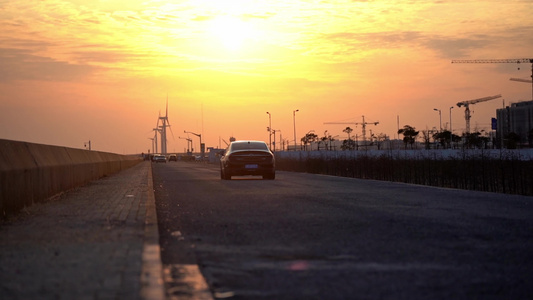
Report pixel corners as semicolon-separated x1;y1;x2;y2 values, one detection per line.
0;161;164;300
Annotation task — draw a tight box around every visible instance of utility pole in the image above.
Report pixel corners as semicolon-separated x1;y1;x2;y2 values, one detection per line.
266;112;272;151
293;109;299;151
272;129;277;151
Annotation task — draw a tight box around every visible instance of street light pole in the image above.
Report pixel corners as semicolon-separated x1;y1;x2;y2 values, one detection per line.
449;106;454;148
433;108;442;131
449;106;454;133
179;136;192;154
293;109;299;151
266;112;272;151
184;130;202;156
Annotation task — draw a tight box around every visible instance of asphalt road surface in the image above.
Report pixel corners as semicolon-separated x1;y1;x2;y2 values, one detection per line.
153;161;533;300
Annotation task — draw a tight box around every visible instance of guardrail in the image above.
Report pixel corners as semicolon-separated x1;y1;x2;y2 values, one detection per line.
0;139;141;217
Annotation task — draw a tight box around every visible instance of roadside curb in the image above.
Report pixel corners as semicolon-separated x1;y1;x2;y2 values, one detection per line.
140;162;165;300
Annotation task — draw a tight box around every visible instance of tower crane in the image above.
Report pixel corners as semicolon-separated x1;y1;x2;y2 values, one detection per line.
451;58;533;100
324;115;379;146
510;78;533;84
456;94;501;134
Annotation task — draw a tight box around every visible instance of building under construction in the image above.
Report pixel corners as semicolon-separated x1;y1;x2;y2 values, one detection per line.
496;100;533;146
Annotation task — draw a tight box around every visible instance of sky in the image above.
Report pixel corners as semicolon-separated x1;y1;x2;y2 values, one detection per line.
1;0;532;154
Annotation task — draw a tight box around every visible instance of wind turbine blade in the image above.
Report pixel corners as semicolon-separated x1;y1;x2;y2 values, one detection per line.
166;112;175;139
168;124;175;140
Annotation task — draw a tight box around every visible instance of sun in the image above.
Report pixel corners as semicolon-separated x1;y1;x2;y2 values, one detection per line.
208;16;253;51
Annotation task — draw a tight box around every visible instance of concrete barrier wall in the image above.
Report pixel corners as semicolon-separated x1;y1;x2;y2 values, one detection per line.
0;139;141;217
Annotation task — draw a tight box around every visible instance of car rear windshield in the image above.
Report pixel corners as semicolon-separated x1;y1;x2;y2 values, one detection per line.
231;142;268;151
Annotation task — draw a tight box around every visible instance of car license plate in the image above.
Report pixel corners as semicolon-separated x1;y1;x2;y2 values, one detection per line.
245;164;258;169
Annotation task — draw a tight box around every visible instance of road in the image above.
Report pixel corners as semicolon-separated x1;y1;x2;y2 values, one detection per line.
152;161;533;300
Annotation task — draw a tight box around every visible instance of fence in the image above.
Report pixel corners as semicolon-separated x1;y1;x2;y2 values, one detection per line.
275;149;533;196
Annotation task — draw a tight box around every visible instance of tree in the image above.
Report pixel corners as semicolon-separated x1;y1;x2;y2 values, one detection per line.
301;132;318;150
505;132;520;149
451;133;461;149
375;133;388;150
343;127;353;141
433;130;452;149
463;131;490;149
398;125;419;149
341;139;356;150
320;130;332;150
421;129;434;150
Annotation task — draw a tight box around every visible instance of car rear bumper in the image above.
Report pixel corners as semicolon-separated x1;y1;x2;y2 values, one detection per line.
224;164;275;176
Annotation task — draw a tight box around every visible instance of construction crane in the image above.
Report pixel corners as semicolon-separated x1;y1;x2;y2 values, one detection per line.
456;94;501;134
510;77;533;84
451;58;533;100
324;115;379;146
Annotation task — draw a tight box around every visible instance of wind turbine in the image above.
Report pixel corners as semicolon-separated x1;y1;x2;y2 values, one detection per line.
158;97;174;154
148;137;155;154
152;115;160;154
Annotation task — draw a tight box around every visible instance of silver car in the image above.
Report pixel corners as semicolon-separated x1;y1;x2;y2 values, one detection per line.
153;154;167;163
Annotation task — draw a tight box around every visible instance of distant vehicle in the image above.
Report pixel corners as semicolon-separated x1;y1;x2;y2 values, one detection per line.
153;154;167;163
220;140;275;180
168;154;177;162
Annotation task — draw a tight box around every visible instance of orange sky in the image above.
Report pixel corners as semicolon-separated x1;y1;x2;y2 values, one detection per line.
1;0;532;153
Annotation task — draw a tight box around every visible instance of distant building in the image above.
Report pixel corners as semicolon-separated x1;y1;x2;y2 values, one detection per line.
496;100;533;146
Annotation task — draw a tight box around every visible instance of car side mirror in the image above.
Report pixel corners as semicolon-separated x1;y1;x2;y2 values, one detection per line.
218;150;225;156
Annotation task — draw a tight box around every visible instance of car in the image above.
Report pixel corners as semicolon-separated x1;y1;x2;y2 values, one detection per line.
153;154;167;163
220;140;275;180
168;154;178;162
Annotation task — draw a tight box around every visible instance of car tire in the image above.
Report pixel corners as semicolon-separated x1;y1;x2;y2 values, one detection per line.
224;172;232;180
220;166;231;180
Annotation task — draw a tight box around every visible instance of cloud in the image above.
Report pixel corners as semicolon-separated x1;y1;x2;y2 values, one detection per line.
192;15;215;22
0;48;95;82
241;12;276;20
423;36;493;59
302;31;424;61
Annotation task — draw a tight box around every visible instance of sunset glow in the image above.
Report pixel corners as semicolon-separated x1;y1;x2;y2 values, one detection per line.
208;16;253;51
0;1;532;153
